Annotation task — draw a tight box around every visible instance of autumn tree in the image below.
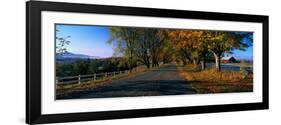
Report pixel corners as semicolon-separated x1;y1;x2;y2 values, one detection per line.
168;30;205;67
149;29;168;67
160;39;175;64
203;31;252;71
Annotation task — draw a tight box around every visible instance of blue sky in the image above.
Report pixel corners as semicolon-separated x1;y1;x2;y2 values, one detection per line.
56;24;113;58
56;24;253;60
225;33;253;60
231;46;253;60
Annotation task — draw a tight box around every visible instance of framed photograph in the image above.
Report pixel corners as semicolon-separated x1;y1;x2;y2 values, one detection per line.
26;1;269;124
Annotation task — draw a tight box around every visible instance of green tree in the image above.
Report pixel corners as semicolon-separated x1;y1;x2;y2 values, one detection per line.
108;27;139;71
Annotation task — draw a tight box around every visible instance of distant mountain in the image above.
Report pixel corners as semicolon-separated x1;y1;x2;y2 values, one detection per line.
56;52;100;60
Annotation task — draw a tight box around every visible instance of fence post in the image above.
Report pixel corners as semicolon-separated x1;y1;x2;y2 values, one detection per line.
113;71;116;78
56;77;58;85
93;73;96;81
105;72;107;78
78;75;81;84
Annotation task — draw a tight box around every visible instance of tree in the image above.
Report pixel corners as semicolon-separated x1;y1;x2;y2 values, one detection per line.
203;31;252;71
55;29;71;55
72;59;90;75
151;29;168;67
140;28;166;67
160;39;175;64
108;28;169;69
108;27;139;71
134;28;152;68
168;30;205;67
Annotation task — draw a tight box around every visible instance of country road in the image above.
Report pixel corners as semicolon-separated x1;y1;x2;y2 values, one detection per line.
57;64;196;100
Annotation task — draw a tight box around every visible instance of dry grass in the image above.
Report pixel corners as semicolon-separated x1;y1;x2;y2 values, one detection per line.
177;64;253;93
56;74;128;95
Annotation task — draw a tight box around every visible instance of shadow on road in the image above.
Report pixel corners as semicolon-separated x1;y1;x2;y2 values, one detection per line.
57;80;196;100
57;64;197;100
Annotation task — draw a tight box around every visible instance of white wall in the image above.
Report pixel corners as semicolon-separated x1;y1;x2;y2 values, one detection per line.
0;0;279;124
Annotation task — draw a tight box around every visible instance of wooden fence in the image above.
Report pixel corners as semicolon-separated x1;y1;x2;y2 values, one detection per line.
56;70;129;85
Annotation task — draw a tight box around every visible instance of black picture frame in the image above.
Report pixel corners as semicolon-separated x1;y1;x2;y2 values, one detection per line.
26;1;269;124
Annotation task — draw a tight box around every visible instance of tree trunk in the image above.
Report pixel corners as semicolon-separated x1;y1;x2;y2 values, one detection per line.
193;59;197;65
129;49;133;72
193;59;199;69
152;57;158;67
145;55;151;69
182;58;187;65
145;63;150;69
214;53;221;71
201;58;206;70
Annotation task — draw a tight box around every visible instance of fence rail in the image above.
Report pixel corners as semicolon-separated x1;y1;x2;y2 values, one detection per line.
56;70;129;85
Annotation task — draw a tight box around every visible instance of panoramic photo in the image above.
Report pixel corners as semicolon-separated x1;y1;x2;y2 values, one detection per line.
55;24;253;100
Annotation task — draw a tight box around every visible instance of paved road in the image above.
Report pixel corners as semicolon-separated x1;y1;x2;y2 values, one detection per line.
57;64;196;100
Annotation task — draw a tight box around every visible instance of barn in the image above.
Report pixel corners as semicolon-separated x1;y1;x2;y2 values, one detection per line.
221;56;236;63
